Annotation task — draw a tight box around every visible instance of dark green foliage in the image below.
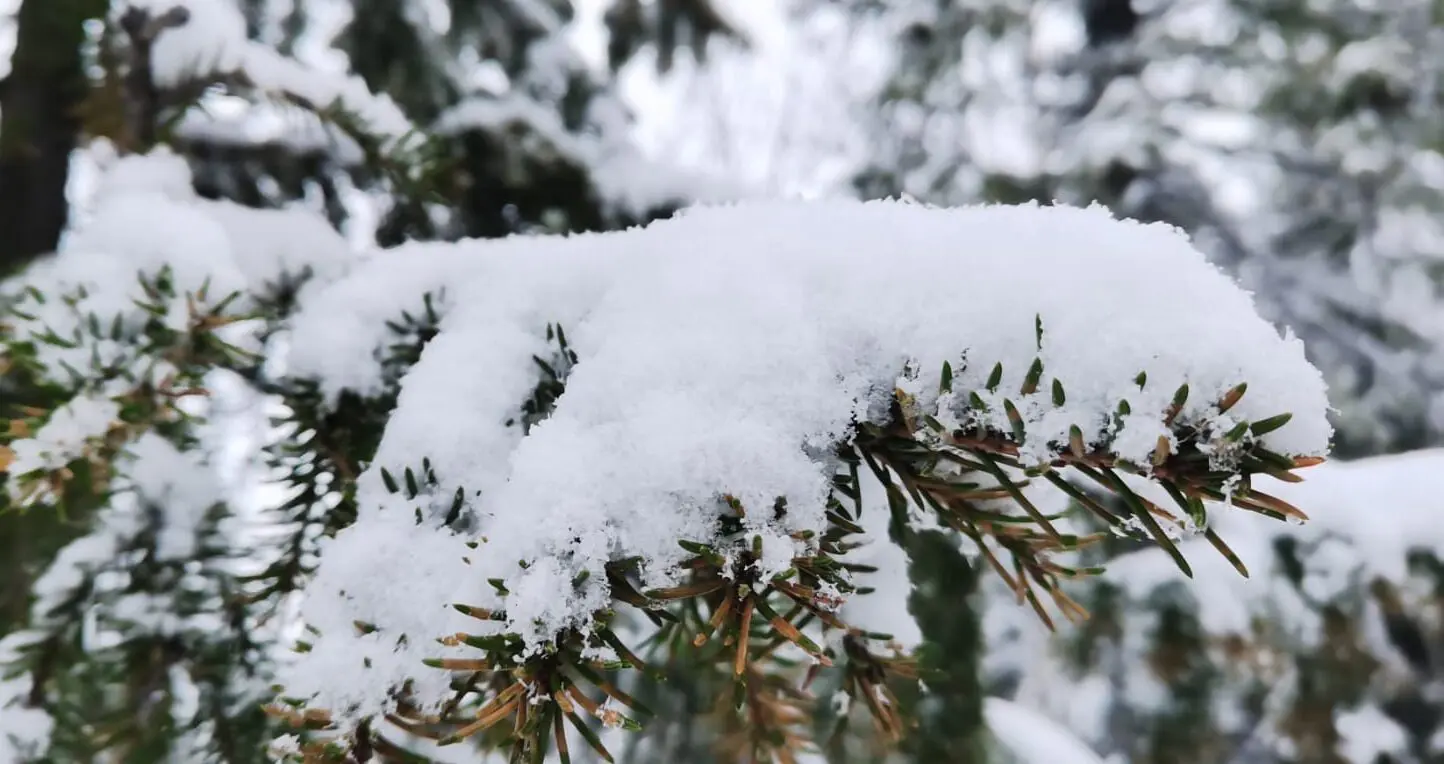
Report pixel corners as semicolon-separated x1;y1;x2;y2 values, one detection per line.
604;0;747;73
900;529;986;764
10;455;273;763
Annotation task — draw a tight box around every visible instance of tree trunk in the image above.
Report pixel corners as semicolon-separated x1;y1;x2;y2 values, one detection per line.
0;0;106;634
0;0;107;278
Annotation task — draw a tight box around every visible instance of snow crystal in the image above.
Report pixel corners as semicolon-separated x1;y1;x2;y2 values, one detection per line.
281;199;1331;722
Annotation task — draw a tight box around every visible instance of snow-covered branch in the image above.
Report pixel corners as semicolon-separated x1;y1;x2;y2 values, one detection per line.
265;198;1330;757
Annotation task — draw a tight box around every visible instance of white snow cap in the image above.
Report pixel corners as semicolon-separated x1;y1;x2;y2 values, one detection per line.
282;199;1331;722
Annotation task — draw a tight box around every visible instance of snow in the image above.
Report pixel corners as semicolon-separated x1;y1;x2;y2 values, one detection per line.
0;675;53;763
283;240;495;403
122;0;414;149
1334;704;1410;764
28;532;123;616
172;97;343;155
2;149;354;388
0;0;18;81
241;44;414;145
124;433;225;561
279;199;1330;724
125;0;247;88
6;393;120;485
985;696;1107;764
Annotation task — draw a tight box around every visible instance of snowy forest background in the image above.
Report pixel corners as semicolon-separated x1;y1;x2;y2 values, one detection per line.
3;0;1444;763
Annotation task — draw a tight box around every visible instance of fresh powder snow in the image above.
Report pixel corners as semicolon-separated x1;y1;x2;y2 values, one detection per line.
277;198;1332;723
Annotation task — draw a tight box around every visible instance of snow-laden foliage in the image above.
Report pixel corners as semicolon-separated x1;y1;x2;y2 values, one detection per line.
3;148;351;505
0;434;271;759
126;0;414;153
269;197;1330;746
102;0;736;251
0;149;354;761
3;150;344;413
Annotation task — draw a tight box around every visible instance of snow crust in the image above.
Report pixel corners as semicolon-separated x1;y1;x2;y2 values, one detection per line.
279;199;1331;721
